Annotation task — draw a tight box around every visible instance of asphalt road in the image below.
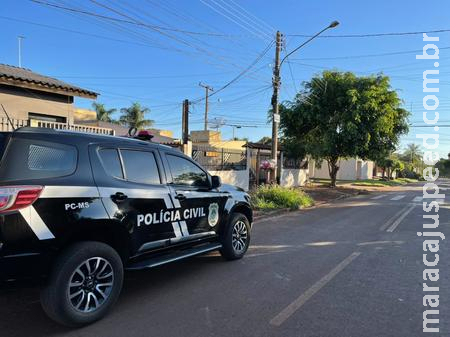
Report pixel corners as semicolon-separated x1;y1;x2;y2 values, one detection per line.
1;179;449;337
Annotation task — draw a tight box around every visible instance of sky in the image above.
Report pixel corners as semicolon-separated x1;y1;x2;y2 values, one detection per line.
1;0;449;156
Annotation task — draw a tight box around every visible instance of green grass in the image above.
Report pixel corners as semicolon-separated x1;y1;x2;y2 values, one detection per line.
250;185;314;211
351;178;418;187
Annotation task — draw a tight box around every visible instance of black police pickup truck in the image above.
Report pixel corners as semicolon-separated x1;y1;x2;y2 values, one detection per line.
0;127;252;327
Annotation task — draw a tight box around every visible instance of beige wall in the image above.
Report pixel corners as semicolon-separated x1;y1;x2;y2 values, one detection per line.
310;158;374;181
0;85;74;124
74;108;96;122
208;169;249;191
280;169;309;187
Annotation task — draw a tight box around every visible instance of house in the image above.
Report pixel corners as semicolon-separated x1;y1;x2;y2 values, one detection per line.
0;64;112;135
190;130;247;150
310;158;374;181
74;110;178;144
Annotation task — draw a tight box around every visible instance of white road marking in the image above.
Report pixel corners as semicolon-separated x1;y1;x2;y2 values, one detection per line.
390;195;406;201
371;194;387;200
269;252;361;327
412;196;423;203
379;204;412;231
386;204;416;232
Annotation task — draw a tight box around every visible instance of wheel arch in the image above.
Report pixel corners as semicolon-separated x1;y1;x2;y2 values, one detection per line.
229;202;253;225
63;221;131;263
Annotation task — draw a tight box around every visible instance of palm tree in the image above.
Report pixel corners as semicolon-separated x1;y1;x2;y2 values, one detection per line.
92;102;117;123
403;143;422;164
119;102;154;129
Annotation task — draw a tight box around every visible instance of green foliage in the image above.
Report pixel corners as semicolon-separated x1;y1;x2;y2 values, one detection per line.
435;158;450;177
92;102;117;123
400;143;423;165
119;102;154;129
279;71;409;186
257;136;272;145
250;185;314;210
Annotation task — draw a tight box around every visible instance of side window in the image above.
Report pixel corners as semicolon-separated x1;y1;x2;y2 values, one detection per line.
28;144;76;172
0;139;77;181
121;150;161;185
166;154;208;187
98;148;124;179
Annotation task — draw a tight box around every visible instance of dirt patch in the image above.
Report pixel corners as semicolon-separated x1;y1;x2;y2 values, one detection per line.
302;186;362;205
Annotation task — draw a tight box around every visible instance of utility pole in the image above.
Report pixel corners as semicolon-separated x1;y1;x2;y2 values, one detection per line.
18;36;25;68
268;21;339;184
199;83;213;131
181;99;190;156
181;99;189;145
270;31;282;183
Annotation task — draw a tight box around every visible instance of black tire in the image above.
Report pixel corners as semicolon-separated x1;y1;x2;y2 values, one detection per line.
220;212;251;260
40;241;124;327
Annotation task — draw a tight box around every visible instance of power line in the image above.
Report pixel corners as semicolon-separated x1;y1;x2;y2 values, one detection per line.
287;28;450;38
227;0;276;33
290;46;450;61
199;0;271;41
80;0;269;83
214;0;274;37
30;0;237;37
193;40;274;102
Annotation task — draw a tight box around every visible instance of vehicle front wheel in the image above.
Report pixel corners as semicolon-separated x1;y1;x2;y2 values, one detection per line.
220;212;251;260
40;241;124;327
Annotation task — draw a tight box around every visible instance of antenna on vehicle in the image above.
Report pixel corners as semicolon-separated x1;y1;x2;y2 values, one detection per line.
1;104;16;131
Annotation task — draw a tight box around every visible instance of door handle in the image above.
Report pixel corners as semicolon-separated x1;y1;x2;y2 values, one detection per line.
111;192;128;202
174;194;186;201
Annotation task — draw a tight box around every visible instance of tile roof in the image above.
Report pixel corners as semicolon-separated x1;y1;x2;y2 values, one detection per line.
0;64;98;98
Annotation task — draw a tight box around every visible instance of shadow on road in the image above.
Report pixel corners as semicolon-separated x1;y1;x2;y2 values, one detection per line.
0;254;223;337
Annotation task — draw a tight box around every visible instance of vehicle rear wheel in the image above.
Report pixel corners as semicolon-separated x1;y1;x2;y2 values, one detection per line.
220;212;251;260
40;241;124;327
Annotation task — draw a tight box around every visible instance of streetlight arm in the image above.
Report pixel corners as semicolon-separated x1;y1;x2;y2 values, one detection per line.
280;21;339;67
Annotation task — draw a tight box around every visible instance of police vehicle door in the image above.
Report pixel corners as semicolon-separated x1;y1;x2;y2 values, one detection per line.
90;145;177;254
161;151;228;240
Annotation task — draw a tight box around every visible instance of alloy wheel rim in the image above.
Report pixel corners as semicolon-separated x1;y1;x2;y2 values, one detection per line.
67;257;114;313
232;220;248;253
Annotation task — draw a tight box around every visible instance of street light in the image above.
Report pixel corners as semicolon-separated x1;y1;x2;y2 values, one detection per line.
270;21;339;183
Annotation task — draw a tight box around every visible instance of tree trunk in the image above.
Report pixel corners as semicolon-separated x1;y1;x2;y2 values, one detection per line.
327;158;339;187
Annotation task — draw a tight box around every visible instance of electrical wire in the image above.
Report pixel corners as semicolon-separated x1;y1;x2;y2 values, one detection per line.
30;0;237;37
290;46;450;61
193;40;275;103
287;28;450;38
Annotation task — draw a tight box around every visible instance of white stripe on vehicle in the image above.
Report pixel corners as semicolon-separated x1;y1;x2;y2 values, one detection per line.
179;221;189;236
40;186;99;198
19;206;55;240
160;192;183;239
98;187;168;199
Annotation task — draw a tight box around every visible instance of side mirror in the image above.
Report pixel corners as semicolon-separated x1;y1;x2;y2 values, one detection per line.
211;175;221;189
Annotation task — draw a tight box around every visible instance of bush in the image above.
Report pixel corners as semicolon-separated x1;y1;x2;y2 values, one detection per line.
250;185;314;211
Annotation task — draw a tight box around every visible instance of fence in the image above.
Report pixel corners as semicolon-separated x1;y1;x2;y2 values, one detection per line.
33;120;114;135
0;117;28;131
0;117;114;135
192;144;250;190
192;144;247;171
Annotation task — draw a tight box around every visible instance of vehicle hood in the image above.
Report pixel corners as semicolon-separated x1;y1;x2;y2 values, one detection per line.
218;183;246;193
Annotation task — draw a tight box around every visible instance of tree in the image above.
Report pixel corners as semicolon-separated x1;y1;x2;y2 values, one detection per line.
279;71;409;187
257;136;272;145
119;102;154;129
401;143;423;168
92;102;117;123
